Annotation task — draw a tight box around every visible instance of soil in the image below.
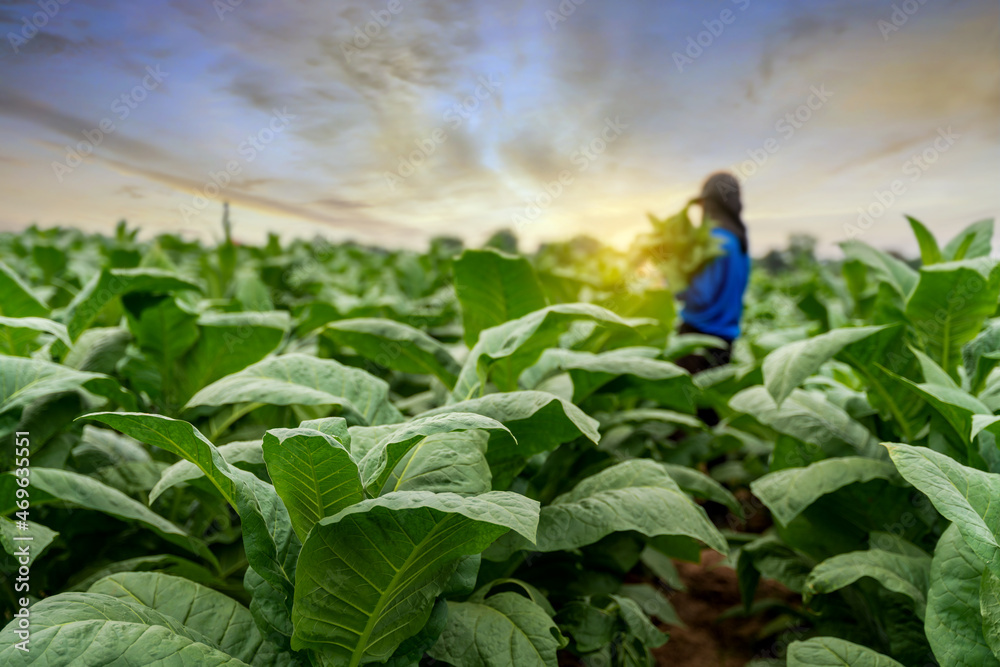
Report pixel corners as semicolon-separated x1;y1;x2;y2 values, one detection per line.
654;488;801;666
654;550;799;666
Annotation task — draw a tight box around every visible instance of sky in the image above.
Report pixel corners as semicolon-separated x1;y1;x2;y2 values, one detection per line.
0;0;997;256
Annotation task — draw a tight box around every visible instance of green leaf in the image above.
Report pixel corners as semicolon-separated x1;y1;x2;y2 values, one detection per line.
321;317;461;388
262;427;364;542
176;311;289;403
453;248;548;347
925;524;997;666
125;296;200;373
982;570;1000;660
787;637;904;666
905;259;1000;375
495;459;726;557
0;516;57;566
0;316;70;355
617;583;683;627
908;216;943;265
840;240;918;298
0;260;48;318
62;327;132;374
87;572;287;666
762;326;887;405
0;615;252;666
429;592;565;667
84;412;296;596
419;390;600;489
805;548;930;618
453;303;650;399
730;387;879;456
964;319;1000;393
64;267;202;339
612;594;668;648
523;347;695;411
750;458;902;526
291;491;539;666
660;462;742;516
0;468;214;566
942;219;994;261
885;443;1000;578
381;430;492;495
358;412;512;496
0;357;122;416
185;354;402;426
149;440;265;504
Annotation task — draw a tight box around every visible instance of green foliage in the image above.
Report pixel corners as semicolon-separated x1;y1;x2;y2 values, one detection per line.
2;216;1000;666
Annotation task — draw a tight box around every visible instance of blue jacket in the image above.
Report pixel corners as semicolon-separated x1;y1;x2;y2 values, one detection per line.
679;228;750;341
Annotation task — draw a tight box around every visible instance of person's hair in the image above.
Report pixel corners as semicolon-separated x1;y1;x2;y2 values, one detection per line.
699;172;747;253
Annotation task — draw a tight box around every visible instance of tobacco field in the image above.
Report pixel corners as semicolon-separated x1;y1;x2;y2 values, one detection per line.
1;217;1000;667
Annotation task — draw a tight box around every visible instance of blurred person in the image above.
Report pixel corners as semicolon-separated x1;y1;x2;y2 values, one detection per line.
675;172;750;375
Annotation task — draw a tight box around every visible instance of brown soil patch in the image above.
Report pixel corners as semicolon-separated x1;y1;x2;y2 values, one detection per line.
654;550;800;667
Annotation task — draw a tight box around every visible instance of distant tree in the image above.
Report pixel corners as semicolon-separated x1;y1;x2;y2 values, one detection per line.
484;228;519;254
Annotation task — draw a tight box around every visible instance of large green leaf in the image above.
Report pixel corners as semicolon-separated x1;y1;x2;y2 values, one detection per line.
452;303;650;399
493;459;726;557
262;427;364;542
381;429;493;495
964;319;1000;393
0;357;122;416
0;261;48;318
64;267;202;339
942;219;995;261
358;412;512;496
419;391;600;489
453;248;548;347
322;318;460;388
0;516;57;566
805;548;930;618
905;259;1000;375
522;347;695;410
925;524;997;666
750;458;902;526
0;604;254;667
85;412;297;596
185;354;402;425
885;443;1000;578
908;216;944;265
176;311;289;403
840;240;918;298
982;570;1000;661
787;637;905;666
291;491;539;666
149;440;265;504
762;325;886;405
87;572;288;666
429;592;565;667
0;468;213;566
62;326;132;374
0;316;70;355
730;387;879;456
